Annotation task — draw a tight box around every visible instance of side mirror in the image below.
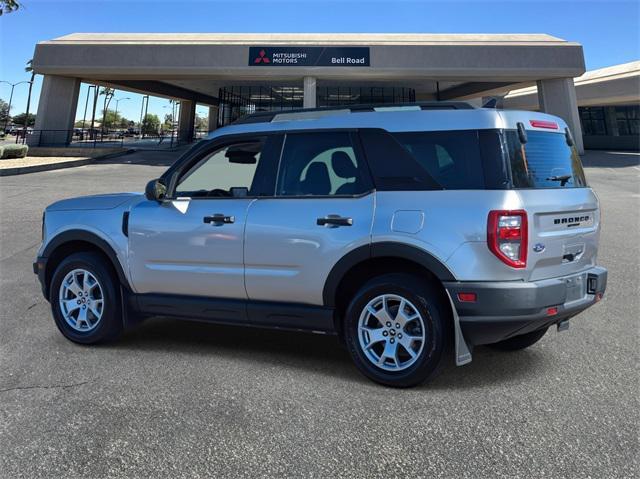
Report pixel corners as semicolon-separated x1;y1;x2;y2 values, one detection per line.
145;178;167;202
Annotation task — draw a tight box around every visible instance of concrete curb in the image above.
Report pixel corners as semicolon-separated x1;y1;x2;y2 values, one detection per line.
0;149;135;176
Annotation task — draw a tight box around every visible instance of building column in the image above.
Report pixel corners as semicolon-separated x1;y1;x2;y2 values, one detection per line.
29;75;80;146
537;78;584;154
178;100;196;143
208;105;219;131
303;76;317;109
604;106;619;136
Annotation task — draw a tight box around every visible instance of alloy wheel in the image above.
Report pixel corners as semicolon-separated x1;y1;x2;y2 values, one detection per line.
58;268;104;332
357;294;426;371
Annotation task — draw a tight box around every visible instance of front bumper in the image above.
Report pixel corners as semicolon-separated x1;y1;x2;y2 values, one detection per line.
33;257;48;298
444;266;607;346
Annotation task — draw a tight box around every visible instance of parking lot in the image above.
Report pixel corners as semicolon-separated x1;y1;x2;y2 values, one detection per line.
0;150;638;478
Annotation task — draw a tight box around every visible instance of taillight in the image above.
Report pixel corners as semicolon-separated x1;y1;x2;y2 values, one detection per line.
487;210;528;268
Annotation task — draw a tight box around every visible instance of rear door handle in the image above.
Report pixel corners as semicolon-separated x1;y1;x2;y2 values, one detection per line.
317;215;353;227
204;214;235;225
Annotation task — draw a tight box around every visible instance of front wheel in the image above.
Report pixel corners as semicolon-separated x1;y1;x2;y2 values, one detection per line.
49;252;123;344
488;328;548;351
343;274;450;388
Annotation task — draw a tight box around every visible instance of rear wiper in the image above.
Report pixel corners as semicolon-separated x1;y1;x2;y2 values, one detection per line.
546;174;572;186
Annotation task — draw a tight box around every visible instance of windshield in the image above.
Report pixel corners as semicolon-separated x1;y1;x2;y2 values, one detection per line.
505;130;587;188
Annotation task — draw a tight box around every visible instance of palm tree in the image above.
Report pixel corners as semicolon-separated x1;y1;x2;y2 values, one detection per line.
99;87;115;134
22;59;35;140
0;0;21;15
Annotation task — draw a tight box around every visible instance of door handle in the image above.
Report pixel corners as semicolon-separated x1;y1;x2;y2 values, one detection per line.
317;215;353;227
204;214;235;225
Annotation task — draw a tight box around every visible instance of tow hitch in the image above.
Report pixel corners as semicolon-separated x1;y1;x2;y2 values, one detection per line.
557;319;570;332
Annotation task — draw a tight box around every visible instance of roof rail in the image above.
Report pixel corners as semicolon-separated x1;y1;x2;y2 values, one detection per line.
232;101;474;125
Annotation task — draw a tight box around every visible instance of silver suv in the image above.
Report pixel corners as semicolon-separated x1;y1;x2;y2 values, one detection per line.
33;103;607;387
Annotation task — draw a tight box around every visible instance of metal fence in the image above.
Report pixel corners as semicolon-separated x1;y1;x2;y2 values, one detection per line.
11;129;210;150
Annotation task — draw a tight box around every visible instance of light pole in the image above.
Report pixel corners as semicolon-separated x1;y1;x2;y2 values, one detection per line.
81;85;96;133
139;95;149;138
113;97;130;130
0;80;32;133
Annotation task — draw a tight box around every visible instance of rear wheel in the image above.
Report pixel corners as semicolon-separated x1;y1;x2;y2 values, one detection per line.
49;252;123;344
488;328;548;351
343;274;450;388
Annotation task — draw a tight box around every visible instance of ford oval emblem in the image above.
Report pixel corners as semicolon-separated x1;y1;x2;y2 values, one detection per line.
533;243;546;253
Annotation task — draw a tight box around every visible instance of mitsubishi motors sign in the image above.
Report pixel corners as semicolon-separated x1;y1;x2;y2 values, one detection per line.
249;46;370;67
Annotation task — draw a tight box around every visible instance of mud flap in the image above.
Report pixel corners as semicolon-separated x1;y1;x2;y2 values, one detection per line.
445;290;472;366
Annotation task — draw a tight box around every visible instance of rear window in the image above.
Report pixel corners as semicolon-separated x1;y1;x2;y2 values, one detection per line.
505;130;587;188
392;130;486;189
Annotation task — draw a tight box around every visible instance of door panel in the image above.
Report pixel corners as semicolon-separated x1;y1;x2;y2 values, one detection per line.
244;194;374;305
128;198;253;298
127;134;279;300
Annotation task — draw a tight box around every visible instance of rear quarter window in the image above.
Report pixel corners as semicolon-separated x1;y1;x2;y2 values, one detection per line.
392;130;486;189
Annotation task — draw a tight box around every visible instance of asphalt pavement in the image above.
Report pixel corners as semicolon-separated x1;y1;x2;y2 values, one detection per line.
0;150;638;478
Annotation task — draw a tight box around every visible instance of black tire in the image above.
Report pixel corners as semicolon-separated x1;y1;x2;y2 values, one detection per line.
343;273;450;388
488;328;548;351
49;252;123;344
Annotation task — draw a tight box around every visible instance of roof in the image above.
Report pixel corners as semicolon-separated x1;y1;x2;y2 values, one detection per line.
506;61;640;99
209;107;567;138
44;32;575;46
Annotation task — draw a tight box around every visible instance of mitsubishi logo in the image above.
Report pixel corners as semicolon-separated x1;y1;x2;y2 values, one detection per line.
254;49;270;64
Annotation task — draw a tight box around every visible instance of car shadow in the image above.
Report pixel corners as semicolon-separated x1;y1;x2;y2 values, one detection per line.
113;316;367;383
425;346;546;390
113;317;547;389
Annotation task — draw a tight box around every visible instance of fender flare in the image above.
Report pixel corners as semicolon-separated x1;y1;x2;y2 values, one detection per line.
322;242;456;307
41;229;131;296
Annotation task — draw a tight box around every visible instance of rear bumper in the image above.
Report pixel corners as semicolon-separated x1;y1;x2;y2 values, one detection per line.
444;266;607;346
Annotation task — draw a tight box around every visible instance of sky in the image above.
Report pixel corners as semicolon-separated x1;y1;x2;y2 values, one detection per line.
0;0;638;124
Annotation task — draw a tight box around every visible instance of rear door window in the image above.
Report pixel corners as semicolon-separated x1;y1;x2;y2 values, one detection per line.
505;130;587;188
276;132;373;196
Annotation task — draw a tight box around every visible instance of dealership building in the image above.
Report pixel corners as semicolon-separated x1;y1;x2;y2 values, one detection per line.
505;61;639;150
29;33;638;153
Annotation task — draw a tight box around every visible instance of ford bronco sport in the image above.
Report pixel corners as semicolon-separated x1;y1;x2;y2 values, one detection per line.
34;102;607;387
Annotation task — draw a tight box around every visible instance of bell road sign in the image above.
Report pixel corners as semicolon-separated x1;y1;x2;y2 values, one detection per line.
249;47;370;67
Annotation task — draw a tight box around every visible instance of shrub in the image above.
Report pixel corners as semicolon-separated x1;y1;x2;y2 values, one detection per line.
0;146;3;158
0;144;28;159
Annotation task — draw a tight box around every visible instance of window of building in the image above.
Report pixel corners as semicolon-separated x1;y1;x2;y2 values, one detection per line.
316;87;415;108
579;107;607;136
615;105;640;136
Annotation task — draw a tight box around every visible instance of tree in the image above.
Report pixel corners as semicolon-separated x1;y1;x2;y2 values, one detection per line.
195;114;209;131
23;59;35;134
163;113;173;131
0;99;9;125
99;87;115;132
101;109;125;129
141;114;160;135
0;0;21;15
118;117;131;129
11;112;35;127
